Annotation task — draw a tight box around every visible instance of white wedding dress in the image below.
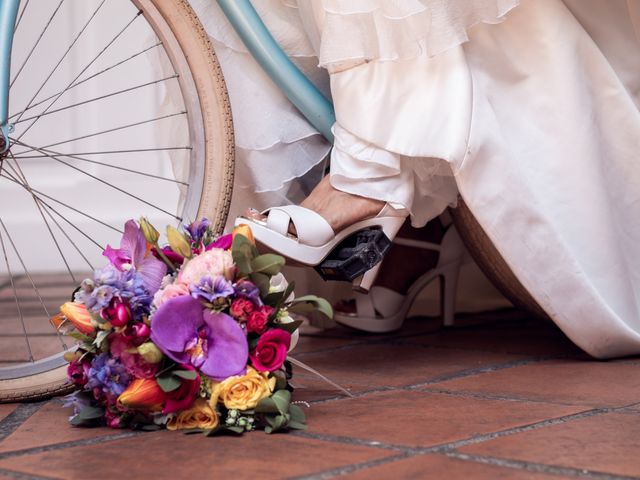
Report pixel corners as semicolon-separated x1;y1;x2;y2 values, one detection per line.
190;0;640;359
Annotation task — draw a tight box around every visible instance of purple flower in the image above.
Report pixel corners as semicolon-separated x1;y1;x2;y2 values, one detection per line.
185;218;211;244
103;220;166;293
190;275;234;303
233;280;263;306
86;354;132;402
150;295;248;380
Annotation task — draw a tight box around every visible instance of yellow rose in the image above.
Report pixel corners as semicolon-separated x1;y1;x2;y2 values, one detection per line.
166;399;219;431
210;367;276;410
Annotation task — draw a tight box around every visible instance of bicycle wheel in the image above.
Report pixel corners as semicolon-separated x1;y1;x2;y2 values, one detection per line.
0;0;234;402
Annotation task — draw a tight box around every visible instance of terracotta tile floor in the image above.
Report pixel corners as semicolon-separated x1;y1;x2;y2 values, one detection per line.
0;280;639;479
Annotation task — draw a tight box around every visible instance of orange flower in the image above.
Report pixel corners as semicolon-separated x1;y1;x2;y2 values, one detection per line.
117;378;167;412
232;224;255;245
57;302;95;335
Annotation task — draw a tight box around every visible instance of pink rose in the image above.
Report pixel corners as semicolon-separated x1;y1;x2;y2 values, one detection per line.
177;249;235;285
250;329;291;372
230;298;255;322
246;306;273;334
153;283;190;308
163;365;201;414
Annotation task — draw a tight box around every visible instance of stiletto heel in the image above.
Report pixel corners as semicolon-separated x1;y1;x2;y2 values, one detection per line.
353;261;382;293
334;224;466;333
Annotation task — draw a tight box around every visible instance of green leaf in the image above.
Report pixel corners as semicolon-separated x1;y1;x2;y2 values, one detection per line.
275;320;303;335
157;373;181;392
69;331;94;344
92;330;110;349
288;295;333;319
232;235;258;275
270;389;291;415
273;371;288;391
224;426;245;435
251;254;285;276
287;421;307;431
172;370;197;380
249;272;271;297
289;404;306;424
265;281;296;313
78;405;105;421
255;397;279;414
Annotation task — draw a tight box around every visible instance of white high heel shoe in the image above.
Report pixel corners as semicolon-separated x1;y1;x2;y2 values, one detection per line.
334;225;466;333
234;203;408;292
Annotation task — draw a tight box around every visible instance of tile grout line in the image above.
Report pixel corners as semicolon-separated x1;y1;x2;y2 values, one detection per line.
302;356;556;407
0;403;47;444
286;452;414;480
0;431;147;460
291;402;640;479
446;452;640;480
0;467;59;480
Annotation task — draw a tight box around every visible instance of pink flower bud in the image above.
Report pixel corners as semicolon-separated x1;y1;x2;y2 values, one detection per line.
101;298;132;327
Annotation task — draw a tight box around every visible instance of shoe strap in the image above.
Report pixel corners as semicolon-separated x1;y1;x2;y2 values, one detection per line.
264;205;335;247
356;287;405;318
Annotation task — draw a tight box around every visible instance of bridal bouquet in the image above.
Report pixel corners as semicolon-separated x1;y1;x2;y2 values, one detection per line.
55;218;331;435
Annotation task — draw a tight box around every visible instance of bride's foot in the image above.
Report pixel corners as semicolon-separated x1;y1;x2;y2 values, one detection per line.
244;175;385;234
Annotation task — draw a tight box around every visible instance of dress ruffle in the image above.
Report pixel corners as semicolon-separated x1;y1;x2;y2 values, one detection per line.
305;0;520;70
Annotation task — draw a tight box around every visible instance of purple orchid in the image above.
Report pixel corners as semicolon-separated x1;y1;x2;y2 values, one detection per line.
150;295;248;380
190;275;234;303
103;220;166;294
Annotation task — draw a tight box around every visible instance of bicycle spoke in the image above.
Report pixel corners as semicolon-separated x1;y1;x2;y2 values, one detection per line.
9;0;65;90
0;170;120;237
7;42;164;122
12;0;107;120
5;154;77;284
14;146;191;158
13;145;189;185
15;111;186;155
14;11;143;143
0;218;68;352
11;141;182;220
14;75;179;124
0;223;35;362
13;0;31;34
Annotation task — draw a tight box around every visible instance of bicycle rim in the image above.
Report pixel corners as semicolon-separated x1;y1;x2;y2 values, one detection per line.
0;0;234;402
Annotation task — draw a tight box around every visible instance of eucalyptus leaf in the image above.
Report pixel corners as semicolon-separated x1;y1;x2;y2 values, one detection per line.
288;295;333;319
274;320;303;335
78;405;105;421
255;397;279;414
69;331;94;344
249;272;271;297
287;421;307;431
232;235;258;275
270;389;291;415
92;330;110;349
251;254;285;276
172;370;197;380
224;426;245;435
289;404;306;423
157;373;181;392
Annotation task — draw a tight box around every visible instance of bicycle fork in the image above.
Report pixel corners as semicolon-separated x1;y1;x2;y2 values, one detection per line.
0;0;20;154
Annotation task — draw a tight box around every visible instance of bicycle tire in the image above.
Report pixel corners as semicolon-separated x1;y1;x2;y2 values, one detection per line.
0;0;234;403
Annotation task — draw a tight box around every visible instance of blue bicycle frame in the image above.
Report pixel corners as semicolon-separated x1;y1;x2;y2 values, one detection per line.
0;0;20;153
0;0;334;153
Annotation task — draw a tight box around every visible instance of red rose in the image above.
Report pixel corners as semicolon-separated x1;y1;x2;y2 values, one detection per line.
246;306;273;334
230;298;255;321
250;329;291;372
162;365;201;414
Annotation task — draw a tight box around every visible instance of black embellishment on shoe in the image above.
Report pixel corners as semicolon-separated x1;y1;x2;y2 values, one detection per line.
315;228;392;281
